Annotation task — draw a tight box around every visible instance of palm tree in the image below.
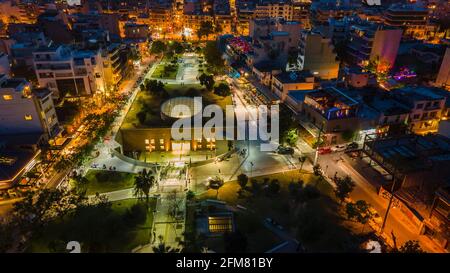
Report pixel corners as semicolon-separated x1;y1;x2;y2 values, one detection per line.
152;235;180;253
133;169;155;204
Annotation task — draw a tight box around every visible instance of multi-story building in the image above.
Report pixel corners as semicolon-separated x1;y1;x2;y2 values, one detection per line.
33;45;106;99
124;23;150;40
9;31;49;68
362;133;450;234
311;2;355;26
392;86;447;135
183;0;214;34
297;29;339;80
0;0;41;24
37;8;74;44
302;86;360;144
435;47;450;91
214;0;233;34
0;74;59;138
148;0;175;33
236;0;255;35
101;43;129;93
292;1;311;29
383;3;429;39
271;70;314;101
0;52;10;75
254;0;294;21
422;186;450;251
363;92;411;135
347;22;402;70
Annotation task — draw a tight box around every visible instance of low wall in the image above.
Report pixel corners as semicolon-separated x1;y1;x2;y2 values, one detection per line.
110;148;159;168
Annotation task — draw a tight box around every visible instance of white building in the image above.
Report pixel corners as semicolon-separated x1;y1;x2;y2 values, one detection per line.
0;74;59;138
33;45;106;99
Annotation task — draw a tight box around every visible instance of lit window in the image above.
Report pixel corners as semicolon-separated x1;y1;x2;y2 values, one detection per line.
24;114;33;120
159;139;164;144
145;139;149;144
3;94;13;100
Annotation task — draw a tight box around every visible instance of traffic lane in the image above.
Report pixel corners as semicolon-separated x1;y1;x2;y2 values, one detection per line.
318;153;429;250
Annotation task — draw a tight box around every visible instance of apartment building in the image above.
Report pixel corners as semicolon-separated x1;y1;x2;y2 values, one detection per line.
347;22;402;69
124;23;150;40
254;0;294;21
392;86;446;135
302;86;360;145
435;47;450;91
383;3;429;39
0;74;59;138
0;52;10;75
148;0;175;33
33;45;106;99
297;29;339;80
101;43;129;93
271;70;314;101
214;0;233;34
422;186;450;251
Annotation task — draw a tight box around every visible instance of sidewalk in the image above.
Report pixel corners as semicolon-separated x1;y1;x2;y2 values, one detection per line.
317;152;446;253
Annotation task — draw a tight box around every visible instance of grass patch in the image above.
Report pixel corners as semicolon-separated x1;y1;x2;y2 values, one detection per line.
76;170;136;195
27;198;156;253
151;63;178;79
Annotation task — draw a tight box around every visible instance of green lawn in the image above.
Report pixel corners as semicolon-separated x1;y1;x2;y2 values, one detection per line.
77;170;136;195
151;63;178;79
27;198;156;253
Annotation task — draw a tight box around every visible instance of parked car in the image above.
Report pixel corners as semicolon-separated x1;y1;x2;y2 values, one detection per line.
332;145;346;152
318;147;332;155
277;146;294;155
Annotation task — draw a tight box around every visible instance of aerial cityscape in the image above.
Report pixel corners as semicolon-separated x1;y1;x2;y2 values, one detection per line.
0;0;449;255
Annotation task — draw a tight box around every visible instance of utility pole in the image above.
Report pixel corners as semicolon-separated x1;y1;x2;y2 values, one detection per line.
380;172;400;234
313;121;325;166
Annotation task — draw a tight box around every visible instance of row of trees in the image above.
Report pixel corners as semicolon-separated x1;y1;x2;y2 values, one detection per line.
140;79;169;98
150;40;185;56
54;112;118;172
196;21;222;41
198;73;231;96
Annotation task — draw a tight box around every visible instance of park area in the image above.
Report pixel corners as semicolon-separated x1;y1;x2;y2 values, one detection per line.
71;170;136;195
121;82;232;129
27;198;157;253
151;63;179;79
193;170;367;252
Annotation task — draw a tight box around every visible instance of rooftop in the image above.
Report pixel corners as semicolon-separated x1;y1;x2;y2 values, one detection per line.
32;88;52;99
0;78;29;90
392;86;445;102
365;134;450;173
273;71;314;84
